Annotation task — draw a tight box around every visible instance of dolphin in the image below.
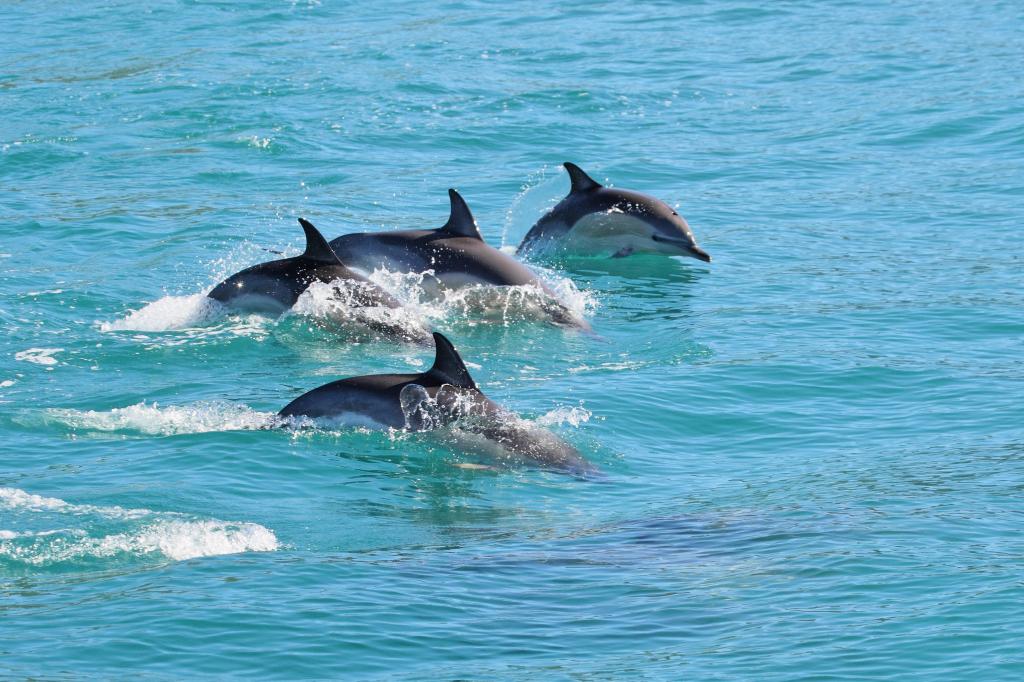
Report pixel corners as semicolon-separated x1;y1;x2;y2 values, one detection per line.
328;190;588;329
517;162;712;262
208;218;430;342
279;332;595;474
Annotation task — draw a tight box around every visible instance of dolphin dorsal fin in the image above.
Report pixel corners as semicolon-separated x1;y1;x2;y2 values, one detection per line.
564;162;602;193
297;218;341;263
426;332;476;389
439;189;483;240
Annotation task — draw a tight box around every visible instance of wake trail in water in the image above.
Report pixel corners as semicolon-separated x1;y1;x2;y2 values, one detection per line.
99;293;228;332
45;400;591;438
46;401;280;436
0;487;279;567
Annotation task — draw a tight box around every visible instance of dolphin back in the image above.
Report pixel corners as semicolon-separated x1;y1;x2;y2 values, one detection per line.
277;332;477;423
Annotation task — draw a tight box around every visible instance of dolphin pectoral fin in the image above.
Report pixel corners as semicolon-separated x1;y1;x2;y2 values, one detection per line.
298;218;344;264
452;462;500;472
564;162;602;193
439;189;484;240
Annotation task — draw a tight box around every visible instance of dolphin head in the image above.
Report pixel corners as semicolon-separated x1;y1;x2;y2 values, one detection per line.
612;189;711;262
208;218;353;311
644;209;711;262
558;162;711;262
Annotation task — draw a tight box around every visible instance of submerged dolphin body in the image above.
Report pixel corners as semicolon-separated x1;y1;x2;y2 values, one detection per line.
517;162;712;262
279;332;594;475
208;219;430;342
328;190;588;329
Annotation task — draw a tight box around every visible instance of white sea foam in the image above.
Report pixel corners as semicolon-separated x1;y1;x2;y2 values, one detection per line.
289;279;432;343
86;519;279;561
2;486;156;519
365;268;596;329
47;401;279;436
568;360;646;374
99;293;227;332
535;405;592;428
1;519;279;564
0;487;279;565
244;135;272;149
14;348;63;366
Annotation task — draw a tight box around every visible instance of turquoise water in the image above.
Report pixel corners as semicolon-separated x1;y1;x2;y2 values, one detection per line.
3;0;1023;677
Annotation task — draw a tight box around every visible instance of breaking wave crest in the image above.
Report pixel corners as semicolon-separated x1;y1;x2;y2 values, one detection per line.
0;487;279;567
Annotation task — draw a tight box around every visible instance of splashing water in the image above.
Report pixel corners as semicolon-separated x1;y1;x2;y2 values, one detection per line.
41;396;594;475
395;385;596;474
500;164;564;248
289;279;433;344
99;293;228;332
98;244;596;340
534;405;593;428
46;401;280;436
365;268;596;329
0;487;279;566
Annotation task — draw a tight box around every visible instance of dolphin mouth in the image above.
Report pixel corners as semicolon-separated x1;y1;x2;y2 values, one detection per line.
689;246;712;263
652;235;712;262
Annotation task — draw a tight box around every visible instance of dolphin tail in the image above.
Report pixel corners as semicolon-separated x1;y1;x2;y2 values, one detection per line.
426;332;477;389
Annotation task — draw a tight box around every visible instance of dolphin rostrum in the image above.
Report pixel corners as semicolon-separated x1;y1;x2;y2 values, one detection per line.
208;218;430;342
328;190;588;329
278;332;595;474
517;162;711;262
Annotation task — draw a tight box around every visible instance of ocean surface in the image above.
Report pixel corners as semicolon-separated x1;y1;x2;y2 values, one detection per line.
2;1;1023;678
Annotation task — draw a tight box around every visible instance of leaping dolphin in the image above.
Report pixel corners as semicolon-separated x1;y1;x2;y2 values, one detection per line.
517;162;711;262
208;218;430;342
328;190;589;330
279;332;595;475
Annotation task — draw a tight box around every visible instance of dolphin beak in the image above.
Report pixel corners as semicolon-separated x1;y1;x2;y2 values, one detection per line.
653;234;711;262
688;245;712;263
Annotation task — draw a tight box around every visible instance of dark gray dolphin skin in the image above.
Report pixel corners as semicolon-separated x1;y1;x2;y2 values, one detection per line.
329;189;541;288
279;332;594;474
208;218;398;313
328;190;587;330
517;162;711;262
208;219;430;342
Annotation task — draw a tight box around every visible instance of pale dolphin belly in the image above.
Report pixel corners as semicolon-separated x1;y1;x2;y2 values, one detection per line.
211;291;291;314
557;212;654;256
